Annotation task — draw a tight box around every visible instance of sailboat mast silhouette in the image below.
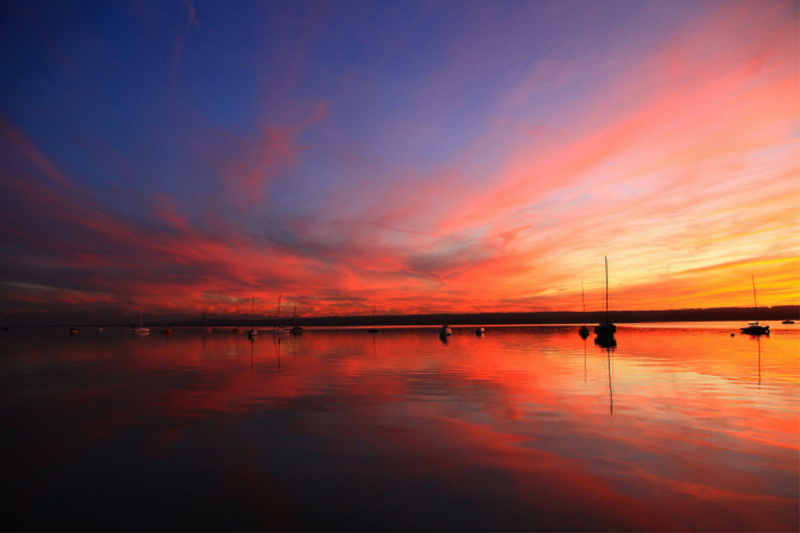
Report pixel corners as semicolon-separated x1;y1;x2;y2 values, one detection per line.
594;256;616;338
605;256;609;324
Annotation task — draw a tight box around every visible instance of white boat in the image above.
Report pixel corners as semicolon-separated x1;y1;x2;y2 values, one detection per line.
132;308;149;333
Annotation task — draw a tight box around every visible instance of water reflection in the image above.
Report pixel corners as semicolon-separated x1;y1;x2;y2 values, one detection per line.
594;335;617;348
273;336;282;371
0;325;797;531
606;343;614;416
756;335;761;389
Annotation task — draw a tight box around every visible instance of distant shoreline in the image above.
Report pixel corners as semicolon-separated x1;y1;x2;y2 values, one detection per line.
2;305;797;328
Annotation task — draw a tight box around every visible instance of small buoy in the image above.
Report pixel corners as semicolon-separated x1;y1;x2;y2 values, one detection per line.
730;333;734;337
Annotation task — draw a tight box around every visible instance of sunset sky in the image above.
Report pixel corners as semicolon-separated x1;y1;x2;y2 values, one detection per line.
0;0;797;317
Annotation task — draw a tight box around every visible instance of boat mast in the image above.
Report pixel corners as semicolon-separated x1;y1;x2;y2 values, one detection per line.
752;275;759;322
276;293;282;329
581;281;586;324
251;297;254;328
605;256;609;324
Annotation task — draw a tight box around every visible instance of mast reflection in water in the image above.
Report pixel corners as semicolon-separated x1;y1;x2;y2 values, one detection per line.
1;324;797;531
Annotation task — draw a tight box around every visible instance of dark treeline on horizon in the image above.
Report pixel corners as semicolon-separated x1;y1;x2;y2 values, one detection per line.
1;306;797;328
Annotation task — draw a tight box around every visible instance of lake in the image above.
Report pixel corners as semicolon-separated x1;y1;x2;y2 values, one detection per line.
1;324;798;531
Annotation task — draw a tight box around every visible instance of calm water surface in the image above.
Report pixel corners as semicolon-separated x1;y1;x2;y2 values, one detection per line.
2;324;798;531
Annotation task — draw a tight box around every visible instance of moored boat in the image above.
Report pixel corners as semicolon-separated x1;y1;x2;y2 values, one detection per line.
579;281;590;338
741;322;769;335
290;305;304;334
741;275;769;336
273;293;291;334
132;308;149;333
368;305;380;333
594;257;616;337
248;297;258;339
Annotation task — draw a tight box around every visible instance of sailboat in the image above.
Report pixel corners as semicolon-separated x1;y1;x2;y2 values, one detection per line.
594;257;616;337
202;310;212;333
290;305;304;335
132;308;149;334
248;297;258;339
232;302;245;333
273;293;291;334
579;281;590;338
368;305;380;333
741;275;769;335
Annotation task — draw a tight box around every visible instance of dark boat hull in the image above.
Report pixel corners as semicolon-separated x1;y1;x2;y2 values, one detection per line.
741;325;769;335
594;323;616;336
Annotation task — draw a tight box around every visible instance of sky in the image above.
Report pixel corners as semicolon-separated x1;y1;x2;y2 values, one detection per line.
0;0;797;318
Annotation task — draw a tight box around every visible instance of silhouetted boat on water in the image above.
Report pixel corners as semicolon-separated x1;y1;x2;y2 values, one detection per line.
273;293;291;334
782;320;795;325
368;305;380;333
440;325;452;336
290;305;304;335
579;280;590;338
232;305;244;333
741;275;769;336
594;257;616;337
202;310;212;333
248;297;258;339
